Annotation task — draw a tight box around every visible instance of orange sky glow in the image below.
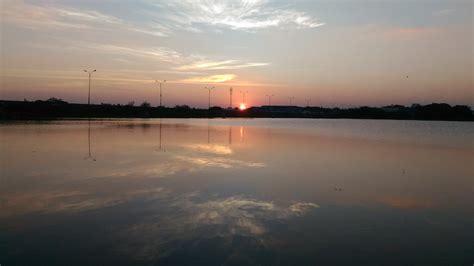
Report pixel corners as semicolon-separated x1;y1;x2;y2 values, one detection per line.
1;1;472;108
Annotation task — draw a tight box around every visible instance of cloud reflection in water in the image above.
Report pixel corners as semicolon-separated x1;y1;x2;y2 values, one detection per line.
182;144;233;155
120;194;319;261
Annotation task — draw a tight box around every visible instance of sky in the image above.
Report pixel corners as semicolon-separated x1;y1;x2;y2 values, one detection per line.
1;0;473;108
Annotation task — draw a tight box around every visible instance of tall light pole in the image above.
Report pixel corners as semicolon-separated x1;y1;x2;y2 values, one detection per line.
229;87;233;109
266;94;274;106
204;86;214;109
83;69;96;106
306;98;311;107
240;90;248;104
156;80;166;108
288;97;295;106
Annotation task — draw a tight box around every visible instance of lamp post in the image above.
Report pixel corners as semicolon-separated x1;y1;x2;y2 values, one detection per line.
83;69;96;106
229;87;233;109
266;94;274;105
204;86;214;109
156;80;166;108
306;99;311;107
288;97;295;106
240;90;248;104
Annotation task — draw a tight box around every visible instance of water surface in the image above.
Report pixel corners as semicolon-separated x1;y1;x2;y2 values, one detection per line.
1;119;473;265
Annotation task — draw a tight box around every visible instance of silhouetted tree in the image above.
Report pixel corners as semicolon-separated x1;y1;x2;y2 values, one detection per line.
175;105;190;109
46;97;68;104
140;101;151;108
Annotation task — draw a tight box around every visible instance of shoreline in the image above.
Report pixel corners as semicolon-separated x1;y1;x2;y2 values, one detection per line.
1;100;472;122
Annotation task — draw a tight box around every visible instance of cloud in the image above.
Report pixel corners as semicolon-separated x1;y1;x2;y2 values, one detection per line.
2;2;121;29
120;194;320;260
90;44;186;63
289;202;320;214
55;9;123;25
3;0;323;36
129;28;168;37
2;2;90;30
181;74;236;83
0;187;167;217
175;155;265;169
2;1;274;89
63;42;268;75
432;9;455;16
1;1;169;37
152;0;325;32
177;60;269;71
183;144;233;155
177;60;237;70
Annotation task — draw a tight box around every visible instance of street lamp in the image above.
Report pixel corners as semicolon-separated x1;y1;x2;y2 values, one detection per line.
240;90;248;104
83;69;96;106
204;86;214;109
156;80;166;108
288;97;295;106
306;99;311;107
229;87;233;109
266;94;274;105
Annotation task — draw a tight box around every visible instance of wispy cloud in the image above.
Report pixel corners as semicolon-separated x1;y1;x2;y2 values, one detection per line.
2;68;154;85
432;9;455;16
2;2;118;29
2;2;90;30
181;74;236;83
19;40;269;84
2;0;280;87
88;44;186;63
177;60;269;71
177;60;237;70
288;202;320;214
3;0;323;36
152;0;325;32
121;194;319;260
74;43;268;74
182;144;233;155
1;1;169;37
55;9;123;25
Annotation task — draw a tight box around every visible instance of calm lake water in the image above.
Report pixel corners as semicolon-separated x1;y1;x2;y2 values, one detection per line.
1;119;473;265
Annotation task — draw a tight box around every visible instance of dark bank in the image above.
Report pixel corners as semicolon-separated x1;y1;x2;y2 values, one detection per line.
1;99;472;121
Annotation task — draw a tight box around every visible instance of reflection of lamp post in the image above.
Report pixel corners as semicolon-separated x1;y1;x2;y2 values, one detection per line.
158;119;162;151
155;119;166;152
83;69;96;106
84;120;96;161
266;94;274;105
156;80;166;108
204;86;214;109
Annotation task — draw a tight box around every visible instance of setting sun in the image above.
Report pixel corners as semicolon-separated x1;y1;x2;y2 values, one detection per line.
239;103;246;110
